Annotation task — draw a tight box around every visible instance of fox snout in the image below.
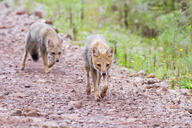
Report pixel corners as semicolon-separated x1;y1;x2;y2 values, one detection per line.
101;72;106;76
54;54;60;62
56;59;59;62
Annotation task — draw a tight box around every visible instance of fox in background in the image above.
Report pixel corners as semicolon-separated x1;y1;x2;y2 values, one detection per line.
21;22;62;73
83;34;113;101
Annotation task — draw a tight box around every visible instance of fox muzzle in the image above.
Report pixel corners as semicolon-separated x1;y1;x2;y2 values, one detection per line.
56;59;59;62
101;72;106;76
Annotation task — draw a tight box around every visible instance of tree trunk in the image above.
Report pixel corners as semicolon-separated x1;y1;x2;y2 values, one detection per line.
123;3;129;28
81;0;84;23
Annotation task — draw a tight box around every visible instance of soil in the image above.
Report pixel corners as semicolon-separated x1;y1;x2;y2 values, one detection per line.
0;3;192;128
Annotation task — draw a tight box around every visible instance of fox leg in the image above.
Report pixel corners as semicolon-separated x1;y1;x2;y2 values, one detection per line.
21;48;28;70
101;75;109;98
40;47;50;73
85;66;91;95
21;32;30;70
48;60;55;68
91;69;100;101
97;73;101;94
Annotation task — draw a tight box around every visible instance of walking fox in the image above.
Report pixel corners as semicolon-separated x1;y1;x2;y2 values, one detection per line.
21;22;62;73
83;34;113;101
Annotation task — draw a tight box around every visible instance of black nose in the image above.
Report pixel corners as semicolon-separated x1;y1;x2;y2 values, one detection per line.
102;72;106;76
56;59;59;62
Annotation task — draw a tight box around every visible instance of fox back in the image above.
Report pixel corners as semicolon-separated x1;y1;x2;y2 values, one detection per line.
83;34;113;75
28;22;62;62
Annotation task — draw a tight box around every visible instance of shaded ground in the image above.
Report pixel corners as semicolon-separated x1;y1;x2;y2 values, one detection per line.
0;3;192;128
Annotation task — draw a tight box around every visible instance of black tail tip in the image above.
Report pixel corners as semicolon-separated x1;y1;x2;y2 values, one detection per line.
31;54;39;61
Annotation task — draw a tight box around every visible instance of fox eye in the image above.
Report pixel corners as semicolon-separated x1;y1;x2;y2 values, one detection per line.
51;52;55;55
58;52;61;55
97;64;101;67
106;64;110;67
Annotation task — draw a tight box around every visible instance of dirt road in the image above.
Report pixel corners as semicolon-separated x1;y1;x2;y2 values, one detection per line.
0;3;192;128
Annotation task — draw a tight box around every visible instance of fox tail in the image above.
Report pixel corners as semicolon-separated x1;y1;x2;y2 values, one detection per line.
30;48;39;61
26;32;39;61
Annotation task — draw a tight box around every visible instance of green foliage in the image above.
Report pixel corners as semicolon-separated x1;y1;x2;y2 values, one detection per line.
181;78;192;89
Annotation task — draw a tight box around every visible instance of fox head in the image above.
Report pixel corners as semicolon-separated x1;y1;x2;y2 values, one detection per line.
92;46;113;76
47;40;62;63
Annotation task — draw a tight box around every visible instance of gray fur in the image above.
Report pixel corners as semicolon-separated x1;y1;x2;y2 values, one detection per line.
83;34;112;101
83;34;107;69
25;22;59;61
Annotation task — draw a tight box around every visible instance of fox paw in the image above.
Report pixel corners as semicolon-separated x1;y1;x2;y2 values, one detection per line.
101;86;108;98
21;66;24;70
21;63;25;70
44;68;51;73
100;92;106;98
95;97;101;102
94;93;101;102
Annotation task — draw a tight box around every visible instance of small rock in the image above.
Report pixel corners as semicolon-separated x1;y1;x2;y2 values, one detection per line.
147;73;155;78
21;28;25;32
0;107;7;111
59;124;68;128
137;70;146;77
24;85;31;88
34;11;43;18
119;118;137;125
11;110;22;116
146;79;158;84
23;108;40;117
187;109;192;114
65;34;72;40
38;78;46;83
145;84;160;89
0;95;4;100
180;89;190;96
68;101;82;110
16;9;28;15
170;105;180;109
119;122;129;125
107;109;116;114
12;92;25;98
52;115;62;120
42;121;58;128
0;25;7;29
132;81;138;86
153;124;160;128
68;106;73;110
130;73;137;77
75;101;82;109
4;92;9;95
162;87;168;92
4;3;10;8
45;19;53;24
146;85;152;89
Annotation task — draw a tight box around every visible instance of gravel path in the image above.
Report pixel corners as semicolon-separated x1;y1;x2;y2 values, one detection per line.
0;3;192;128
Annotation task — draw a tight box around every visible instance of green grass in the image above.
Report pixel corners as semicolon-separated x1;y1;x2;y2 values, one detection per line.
181;78;192;89
5;0;192;89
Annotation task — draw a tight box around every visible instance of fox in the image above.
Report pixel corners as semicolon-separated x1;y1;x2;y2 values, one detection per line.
83;34;113;101
21;22;62;73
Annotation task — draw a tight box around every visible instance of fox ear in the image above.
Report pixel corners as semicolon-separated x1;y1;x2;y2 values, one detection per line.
92;47;99;57
107;47;113;57
48;40;53;46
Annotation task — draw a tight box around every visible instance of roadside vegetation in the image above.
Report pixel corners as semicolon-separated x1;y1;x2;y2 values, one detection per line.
6;0;192;89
